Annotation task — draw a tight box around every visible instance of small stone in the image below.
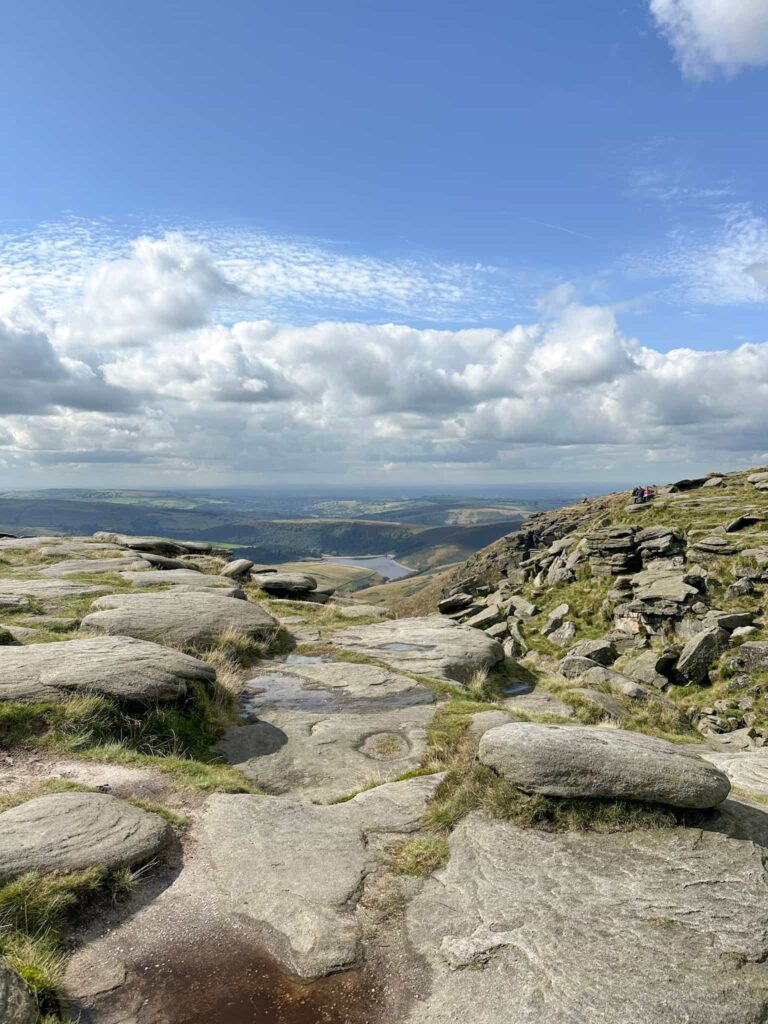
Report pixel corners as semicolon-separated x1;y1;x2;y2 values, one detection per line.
566;638;617;666
547;621;577;647
542;602;569;636
0;962;37;1024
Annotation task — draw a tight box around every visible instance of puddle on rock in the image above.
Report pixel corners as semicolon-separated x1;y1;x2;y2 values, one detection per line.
377;642;432;652
131;936;385;1024
241;673;338;716
285;654;333;665
504;681;534;697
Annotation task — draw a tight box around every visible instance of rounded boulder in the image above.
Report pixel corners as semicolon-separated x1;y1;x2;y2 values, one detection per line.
479;723;730;808
0;792;169;884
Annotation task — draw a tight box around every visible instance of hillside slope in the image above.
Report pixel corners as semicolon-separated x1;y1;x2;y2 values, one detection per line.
438;465;768;746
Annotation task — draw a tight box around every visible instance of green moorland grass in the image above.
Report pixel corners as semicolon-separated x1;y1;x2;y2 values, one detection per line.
0;864;142;1019
0;685;257;793
389;836;449;876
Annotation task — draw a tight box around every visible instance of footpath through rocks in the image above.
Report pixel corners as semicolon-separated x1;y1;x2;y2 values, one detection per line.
1;486;768;1023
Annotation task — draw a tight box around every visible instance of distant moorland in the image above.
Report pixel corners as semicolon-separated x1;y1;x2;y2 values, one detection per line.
0;487;575;567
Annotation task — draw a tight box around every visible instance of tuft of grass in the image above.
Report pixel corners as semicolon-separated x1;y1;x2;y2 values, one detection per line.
208;626;268;667
0;860;150;1019
126;797;189;827
465;667;490;701
0;683;257;793
389;836;449;876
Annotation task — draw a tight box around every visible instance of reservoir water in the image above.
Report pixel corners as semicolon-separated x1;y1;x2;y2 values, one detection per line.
323;554;414;580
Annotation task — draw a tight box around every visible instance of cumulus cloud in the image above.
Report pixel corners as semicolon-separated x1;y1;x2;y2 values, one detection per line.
2;229;768;485
650;0;768;79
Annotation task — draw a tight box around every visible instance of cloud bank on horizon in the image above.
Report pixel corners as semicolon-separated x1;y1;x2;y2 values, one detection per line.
1;229;767;487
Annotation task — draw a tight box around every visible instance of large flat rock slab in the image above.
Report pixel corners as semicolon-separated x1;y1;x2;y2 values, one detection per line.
480;723;730;808
200;775;441;978
222;702;434;801
65;775;443;1018
332;615;503;683
405;813;768;1024
0;635;215;704
34;557;145;576
0;535;64;551
0;792;169;884
245;661;435;712
0;578;107;599
701;750;768;798
81;591;277;648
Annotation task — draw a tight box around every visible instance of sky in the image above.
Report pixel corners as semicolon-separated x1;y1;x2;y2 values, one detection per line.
1;0;767;489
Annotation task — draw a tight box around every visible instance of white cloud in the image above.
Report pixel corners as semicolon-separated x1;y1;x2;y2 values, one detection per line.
650;0;768;79
0;217;528;327
628;204;768;306
2;229;768;486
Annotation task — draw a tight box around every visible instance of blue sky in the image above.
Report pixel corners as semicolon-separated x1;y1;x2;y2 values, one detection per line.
0;0;767;487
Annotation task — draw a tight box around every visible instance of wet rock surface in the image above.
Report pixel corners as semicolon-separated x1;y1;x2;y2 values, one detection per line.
332;615;503;682
198;776;441;978
221;662;435;800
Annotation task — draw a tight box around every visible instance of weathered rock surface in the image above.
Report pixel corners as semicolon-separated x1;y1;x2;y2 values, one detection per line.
0;579;106;599
630;568;699;607
251;572;318;594
81;591;276;648
94;533;212;556
35;557;145;577
224;704;434;801
118;569;235;589
0;595;32;612
0;792;168;883
405;812;768;1024
0;635;214;704
220;558;254;579
566;638;617;665
724;641;768;675
700;750;768;798
0;962;37;1024
502;691;575;718
220;662;435;799
621;649;674;689
334;602;389;618
558;654;601;678
136;553;188;570
332;615;503;683
578;666;654;699
676;626;729;684
200;776;442;977
479;723;730;807
571;687;628;719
